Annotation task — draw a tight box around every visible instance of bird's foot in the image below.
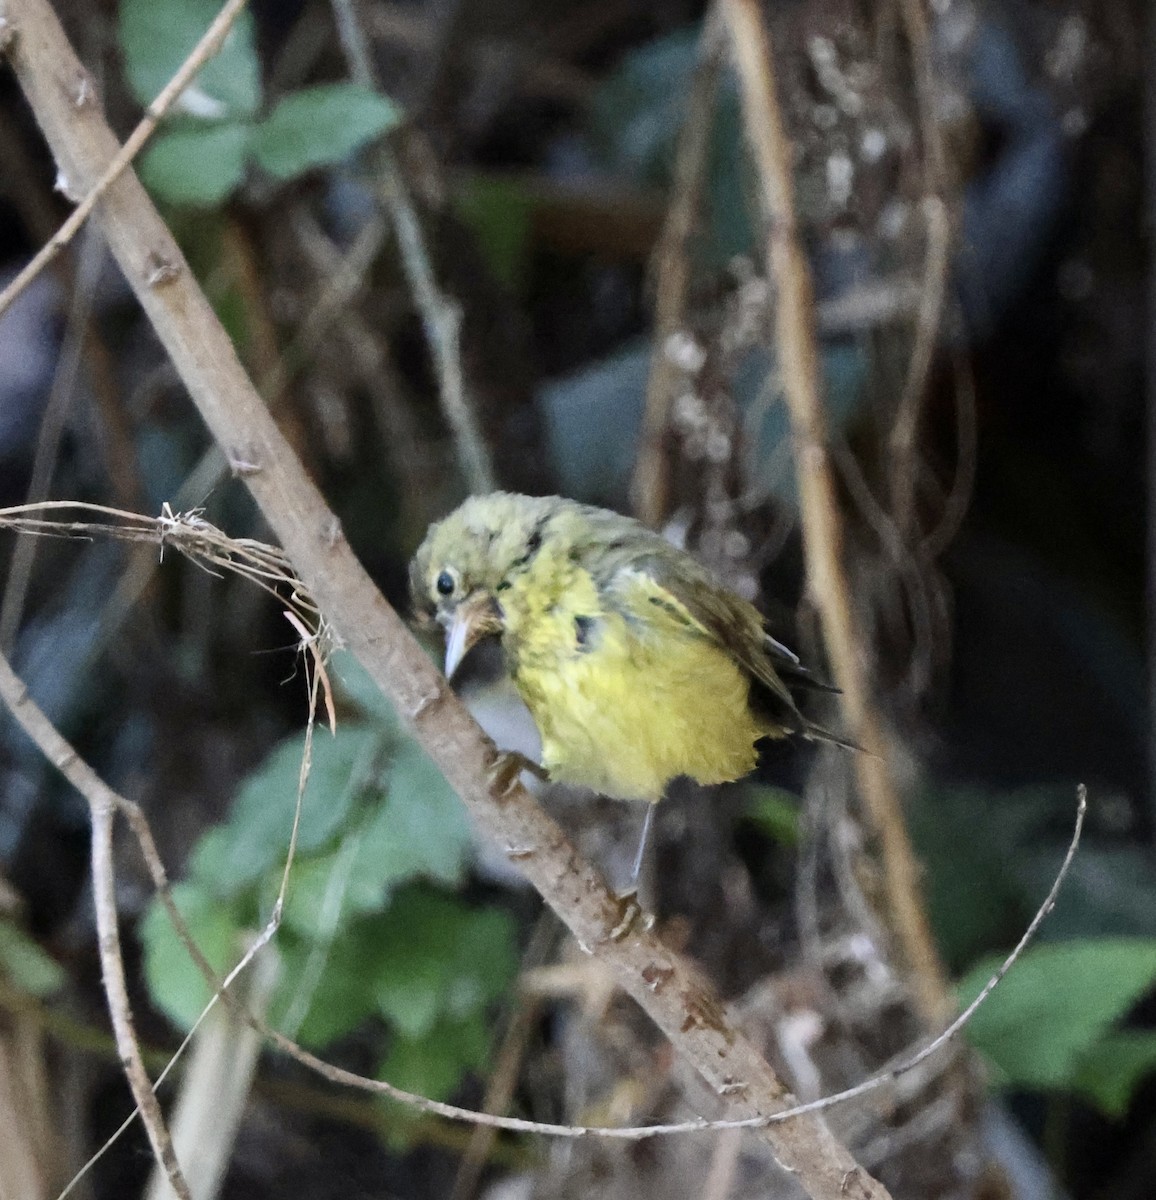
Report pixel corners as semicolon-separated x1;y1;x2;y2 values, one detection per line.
487;750;548;797
607;888;655;941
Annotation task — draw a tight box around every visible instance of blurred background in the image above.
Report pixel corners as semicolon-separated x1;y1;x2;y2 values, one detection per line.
0;0;1152;1197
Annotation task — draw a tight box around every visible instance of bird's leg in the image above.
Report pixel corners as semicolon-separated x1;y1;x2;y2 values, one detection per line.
487;749;549;797
630;802;656;888
605;804;659;940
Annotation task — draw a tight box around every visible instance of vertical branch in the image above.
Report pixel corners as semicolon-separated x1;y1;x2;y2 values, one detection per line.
0;228;105;650
889;0;954;535
631;3;726;526
720;0;952;1024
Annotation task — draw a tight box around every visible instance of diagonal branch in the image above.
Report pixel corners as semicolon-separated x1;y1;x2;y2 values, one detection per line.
1;2;885;1196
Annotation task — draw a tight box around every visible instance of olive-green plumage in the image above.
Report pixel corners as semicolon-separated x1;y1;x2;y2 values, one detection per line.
410;492;841;803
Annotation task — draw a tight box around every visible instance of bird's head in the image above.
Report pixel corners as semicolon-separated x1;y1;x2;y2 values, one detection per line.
410;492;557;678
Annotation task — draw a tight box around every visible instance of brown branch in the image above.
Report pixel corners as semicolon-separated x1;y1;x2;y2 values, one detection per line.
2;3;885;1195
631;2;726;527
0;0;251;323
0;651;191;1199
720;0;952;1025
889;0;954;534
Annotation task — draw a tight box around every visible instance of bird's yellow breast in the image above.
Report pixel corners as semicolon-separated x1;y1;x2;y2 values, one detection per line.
502;552;764;801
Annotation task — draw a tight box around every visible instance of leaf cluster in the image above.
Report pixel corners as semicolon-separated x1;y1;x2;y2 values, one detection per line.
141;652;518;1105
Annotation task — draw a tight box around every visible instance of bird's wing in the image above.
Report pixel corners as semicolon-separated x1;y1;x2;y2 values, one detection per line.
583;531;803;721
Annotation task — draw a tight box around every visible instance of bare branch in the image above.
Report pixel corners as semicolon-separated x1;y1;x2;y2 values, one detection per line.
631;2;726;527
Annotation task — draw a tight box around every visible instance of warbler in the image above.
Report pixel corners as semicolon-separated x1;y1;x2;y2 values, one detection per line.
410;493;846;875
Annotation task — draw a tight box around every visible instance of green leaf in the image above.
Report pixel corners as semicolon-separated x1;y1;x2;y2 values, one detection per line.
191;725;387;896
140;882;246;1030
380;1011;491;1102
369;888;517;1038
140;122;252;207
267;888;516;1050
959;938;1156;1091
0;920;65;997
252;84;402;180
743;786;800;846
1071;1031;1156;1118
119;0;260;117
329;650;400;729
267;927;379;1047
357;741;472;889
279;820;397;939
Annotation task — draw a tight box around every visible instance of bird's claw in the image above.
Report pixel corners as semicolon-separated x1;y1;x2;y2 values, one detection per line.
487;750;548;797
607;888;654;941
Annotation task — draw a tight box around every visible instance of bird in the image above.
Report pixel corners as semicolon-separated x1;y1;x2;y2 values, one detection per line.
410;492;849;882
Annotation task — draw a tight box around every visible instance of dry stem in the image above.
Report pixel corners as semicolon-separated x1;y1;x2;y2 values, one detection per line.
720;0;952;1024
631;2;726;527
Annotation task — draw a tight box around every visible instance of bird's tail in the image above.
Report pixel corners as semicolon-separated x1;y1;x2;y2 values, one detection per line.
800;717;863;753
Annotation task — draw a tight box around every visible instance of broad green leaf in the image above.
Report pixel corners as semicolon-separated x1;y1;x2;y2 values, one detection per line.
0;920;65;997
380;1011;491;1102
140;122;252;207
329;650;400;729
279;820;396;939
191;726;387;895
370;888;517;1038
141;882;247;1030
959;938;1156;1090
267;927;379;1047
355;741;472;888
264;921;376;1046
253;84;401;180
119;0;260;117
1071;1031;1156;1118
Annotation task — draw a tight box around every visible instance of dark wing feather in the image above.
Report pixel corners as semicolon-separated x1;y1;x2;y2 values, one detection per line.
566;508;802;724
562;501;849;744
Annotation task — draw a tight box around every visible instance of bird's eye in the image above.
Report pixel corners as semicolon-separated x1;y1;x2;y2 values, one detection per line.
435;570;456;597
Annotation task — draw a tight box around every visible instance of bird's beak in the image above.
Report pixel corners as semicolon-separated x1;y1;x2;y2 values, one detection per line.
443;593;503;679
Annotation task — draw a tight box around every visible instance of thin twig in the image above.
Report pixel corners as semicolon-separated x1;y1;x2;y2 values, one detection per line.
89;805;191;1200
0;652;193;1199
0;0;251;322
329;0;376;91
631;2;726;527
888;194;951;535
720;0;952;1025
375;151;496;495
0;227;105;650
887;0;954;534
